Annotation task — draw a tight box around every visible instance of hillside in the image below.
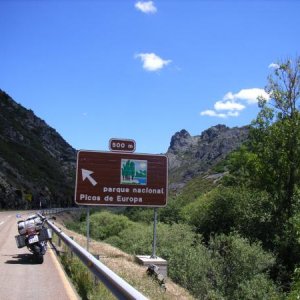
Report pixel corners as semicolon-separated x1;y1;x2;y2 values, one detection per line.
167;125;249;191
0;90;76;209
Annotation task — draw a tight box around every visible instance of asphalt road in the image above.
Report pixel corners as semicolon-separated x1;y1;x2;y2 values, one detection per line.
0;211;79;300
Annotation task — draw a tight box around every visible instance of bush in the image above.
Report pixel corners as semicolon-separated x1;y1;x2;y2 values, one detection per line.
167;237;226;298
89;211;134;240
123;207;154;224
107;221;279;299
182;186;275;246
66;209;281;299
232;274;281;300
155;223;199;260
105;222;153;254
208;233;277;298
159;197;184;224
164;232;279;299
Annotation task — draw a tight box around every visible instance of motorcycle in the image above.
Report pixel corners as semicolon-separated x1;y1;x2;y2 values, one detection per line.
15;213;53;264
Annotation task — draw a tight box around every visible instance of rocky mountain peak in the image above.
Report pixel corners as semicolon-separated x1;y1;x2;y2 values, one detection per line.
200;124;229;141
167;124;249;191
169;129;195;152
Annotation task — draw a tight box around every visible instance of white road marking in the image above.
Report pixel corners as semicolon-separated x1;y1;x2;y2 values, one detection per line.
0;215;12;226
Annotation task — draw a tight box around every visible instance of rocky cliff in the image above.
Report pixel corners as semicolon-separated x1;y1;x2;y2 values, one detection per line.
167;124;249;191
0;90;76;209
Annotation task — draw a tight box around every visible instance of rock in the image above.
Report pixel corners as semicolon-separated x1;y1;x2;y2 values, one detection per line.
167;124;249;191
169;129;197;153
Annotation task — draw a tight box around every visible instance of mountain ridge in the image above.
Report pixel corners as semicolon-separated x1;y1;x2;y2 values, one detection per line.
0;89;249;208
0;89;76;209
167;124;249;191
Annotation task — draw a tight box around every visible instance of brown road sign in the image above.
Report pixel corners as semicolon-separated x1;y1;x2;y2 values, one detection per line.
75;150;168;207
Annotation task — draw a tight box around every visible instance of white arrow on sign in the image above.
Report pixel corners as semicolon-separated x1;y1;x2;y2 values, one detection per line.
82;169;98;186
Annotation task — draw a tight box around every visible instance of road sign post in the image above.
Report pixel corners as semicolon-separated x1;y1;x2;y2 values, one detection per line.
75;142;168;259
151;208;158;259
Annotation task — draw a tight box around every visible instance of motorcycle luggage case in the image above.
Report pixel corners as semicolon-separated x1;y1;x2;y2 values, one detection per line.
17;221;27;235
15;235;26;248
18;216;43;235
39;228;52;241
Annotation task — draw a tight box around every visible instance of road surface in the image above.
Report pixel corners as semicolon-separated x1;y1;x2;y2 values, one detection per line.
0;211;79;300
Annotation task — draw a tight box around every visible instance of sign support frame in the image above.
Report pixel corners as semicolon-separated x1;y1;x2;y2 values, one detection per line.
151;208;158;259
87;206;90;251
75;139;168;258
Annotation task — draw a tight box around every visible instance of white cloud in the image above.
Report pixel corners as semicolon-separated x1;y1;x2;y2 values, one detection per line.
225;88;269;104
227;111;240;117
269;63;280;69
135;53;171;71
200;110;227;118
135;1;157;14
200;88;269;118
214;100;245;111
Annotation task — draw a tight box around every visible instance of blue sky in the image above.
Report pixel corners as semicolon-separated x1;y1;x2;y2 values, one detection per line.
1;0;299;154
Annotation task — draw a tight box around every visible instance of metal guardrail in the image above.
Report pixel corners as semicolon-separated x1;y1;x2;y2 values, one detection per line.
40;207;84;216
38;212;148;300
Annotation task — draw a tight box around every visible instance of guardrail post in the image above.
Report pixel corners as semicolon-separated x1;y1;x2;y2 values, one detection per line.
70;236;74;258
93;254;100;286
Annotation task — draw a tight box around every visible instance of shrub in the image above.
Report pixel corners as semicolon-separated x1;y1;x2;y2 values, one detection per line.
232;274;280;300
182;186;275;246
208;233;277;298
155;223;199;260
167;240;221;297
105;222;153;254
123;207;154;224
163;232;279;299
89;211;134;240
66;209;281;299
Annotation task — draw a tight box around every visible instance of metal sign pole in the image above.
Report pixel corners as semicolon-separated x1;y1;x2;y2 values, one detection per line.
151;208;158;258
87;206;90;251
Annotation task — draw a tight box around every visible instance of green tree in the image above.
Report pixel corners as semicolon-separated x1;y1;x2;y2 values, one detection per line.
251;57;300;221
225;57;300;290
122;160;136;181
129;161;135;180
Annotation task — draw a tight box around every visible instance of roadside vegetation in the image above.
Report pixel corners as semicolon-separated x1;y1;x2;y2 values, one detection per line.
52;222;193;300
66;57;300;299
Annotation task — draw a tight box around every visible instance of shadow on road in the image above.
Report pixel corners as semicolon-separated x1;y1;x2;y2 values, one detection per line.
5;253;41;265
